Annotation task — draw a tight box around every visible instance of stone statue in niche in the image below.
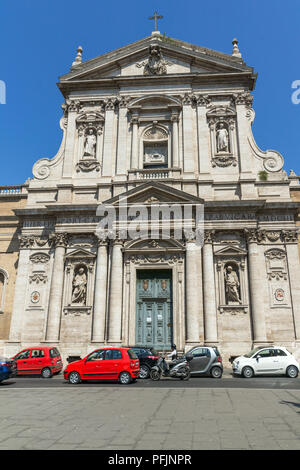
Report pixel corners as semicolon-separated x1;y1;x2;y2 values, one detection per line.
72;267;87;305
83;129;97;158
225;265;241;304
216;123;229;153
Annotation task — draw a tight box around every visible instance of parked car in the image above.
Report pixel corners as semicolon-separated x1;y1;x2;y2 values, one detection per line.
12;347;63;378
185;346;223;378
232;346;299;378
129;346;159;379
0;356;16;383
64;347;139;385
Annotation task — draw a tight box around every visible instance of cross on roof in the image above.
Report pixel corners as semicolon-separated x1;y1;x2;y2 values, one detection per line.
149;11;163;31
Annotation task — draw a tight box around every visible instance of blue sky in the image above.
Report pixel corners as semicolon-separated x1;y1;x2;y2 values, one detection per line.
0;0;300;185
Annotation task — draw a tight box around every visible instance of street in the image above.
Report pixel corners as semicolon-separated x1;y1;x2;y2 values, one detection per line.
0;373;299;450
2;371;300;390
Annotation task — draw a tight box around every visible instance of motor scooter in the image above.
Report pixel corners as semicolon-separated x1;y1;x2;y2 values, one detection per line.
149;353;193;381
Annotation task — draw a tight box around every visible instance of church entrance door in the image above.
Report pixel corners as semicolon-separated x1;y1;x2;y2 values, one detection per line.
136;270;173;350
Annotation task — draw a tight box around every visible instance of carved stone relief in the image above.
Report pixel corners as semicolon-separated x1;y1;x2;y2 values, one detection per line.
265;249;290;307
136;46;173;75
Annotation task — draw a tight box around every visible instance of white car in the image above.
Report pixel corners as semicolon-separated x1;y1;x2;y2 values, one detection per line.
232;346;299;378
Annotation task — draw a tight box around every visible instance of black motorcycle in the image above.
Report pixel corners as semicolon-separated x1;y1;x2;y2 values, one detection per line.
149;353;193;381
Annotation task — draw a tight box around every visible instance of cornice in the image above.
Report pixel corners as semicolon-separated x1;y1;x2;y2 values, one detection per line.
57;72;256;98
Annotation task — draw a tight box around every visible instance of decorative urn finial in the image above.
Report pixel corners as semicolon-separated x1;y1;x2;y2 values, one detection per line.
72;46;83;67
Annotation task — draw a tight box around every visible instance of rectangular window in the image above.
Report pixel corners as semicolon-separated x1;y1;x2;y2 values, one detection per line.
106;350;123;360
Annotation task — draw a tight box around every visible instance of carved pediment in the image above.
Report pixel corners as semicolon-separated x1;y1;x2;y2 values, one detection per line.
59;36;253;84
65;248;96;260
103;182;204;207
125;238;185;252
214;245;247;257
207;106;236;118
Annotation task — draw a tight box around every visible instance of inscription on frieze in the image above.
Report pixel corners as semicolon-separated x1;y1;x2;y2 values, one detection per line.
204;213;294;221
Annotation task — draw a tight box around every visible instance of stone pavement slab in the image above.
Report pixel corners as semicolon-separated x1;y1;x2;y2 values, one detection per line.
0;387;299;450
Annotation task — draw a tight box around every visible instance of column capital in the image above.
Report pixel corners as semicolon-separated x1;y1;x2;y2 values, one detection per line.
118;95;131;108
282;229;299;243
130;115;139;125
245;228;266;244
182;93;194;106
18;235;35;249
184;230;196;244
232;92;253;108
171;113;180;122
105;98;116;111
50;232;69;248
195;94;211;107
204;230;215;244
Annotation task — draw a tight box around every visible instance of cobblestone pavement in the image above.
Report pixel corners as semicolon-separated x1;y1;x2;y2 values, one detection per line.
0;387;299;450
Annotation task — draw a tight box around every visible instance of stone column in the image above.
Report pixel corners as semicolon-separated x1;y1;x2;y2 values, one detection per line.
203;231;218;344
62;100;80;177
45;233;68;342
185;238;202;344
102;99;115;177
283;230;300;340
108;238;123;343
131;114;139;169
171;113;179;168
245;229;268;344
9;236;33;342
234;93;253;175
182;95;195;175
92;241;108;342
116;99;128;176
196;95;211;175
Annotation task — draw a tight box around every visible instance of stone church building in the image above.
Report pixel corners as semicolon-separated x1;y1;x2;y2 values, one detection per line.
4;31;300;362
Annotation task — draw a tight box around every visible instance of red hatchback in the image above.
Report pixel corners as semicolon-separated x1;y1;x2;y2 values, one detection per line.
12;347;63;378
64;348;139;385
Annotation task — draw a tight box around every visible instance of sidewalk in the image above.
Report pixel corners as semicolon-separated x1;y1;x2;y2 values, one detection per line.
0;386;299;450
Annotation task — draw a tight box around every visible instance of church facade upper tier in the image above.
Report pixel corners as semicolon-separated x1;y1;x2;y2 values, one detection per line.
29;32;291;206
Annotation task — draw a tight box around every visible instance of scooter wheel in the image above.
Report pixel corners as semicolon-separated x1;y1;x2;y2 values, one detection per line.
150;370;161;381
180;368;190;381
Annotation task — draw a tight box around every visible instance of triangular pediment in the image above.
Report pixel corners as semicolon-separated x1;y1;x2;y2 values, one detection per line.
65;248;96;259
214;245;247;256
103;182;204;207
60;35;253;84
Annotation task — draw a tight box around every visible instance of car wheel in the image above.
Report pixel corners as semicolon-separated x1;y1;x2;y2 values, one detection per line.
242;366;254;378
211;366;222;379
68;371;81;384
119;371;132;385
150;369;161;381
286;365;298;378
41;367;53;379
139;364;150;379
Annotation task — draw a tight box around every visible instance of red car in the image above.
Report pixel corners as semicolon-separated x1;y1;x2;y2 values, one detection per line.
12;347;63;378
64;347;139;385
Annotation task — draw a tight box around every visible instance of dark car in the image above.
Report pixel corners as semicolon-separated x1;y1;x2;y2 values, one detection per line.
185;346;223;378
129;347;159;379
0;356;16;383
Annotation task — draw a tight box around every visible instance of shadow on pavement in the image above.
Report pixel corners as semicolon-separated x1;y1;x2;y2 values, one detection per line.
280;400;300;413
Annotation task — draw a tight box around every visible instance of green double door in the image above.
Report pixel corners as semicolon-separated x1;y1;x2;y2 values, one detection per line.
136;270;173;350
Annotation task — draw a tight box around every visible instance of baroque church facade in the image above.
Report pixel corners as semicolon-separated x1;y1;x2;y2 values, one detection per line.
4;31;300;362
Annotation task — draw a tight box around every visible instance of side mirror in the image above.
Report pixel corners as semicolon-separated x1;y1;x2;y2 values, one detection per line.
256;355;261;361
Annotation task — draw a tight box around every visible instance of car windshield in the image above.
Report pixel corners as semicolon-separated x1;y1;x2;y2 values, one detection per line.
243;347;262;358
